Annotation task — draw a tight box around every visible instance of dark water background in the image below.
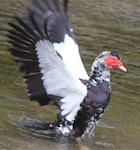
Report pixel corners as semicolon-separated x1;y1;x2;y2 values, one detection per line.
0;0;140;150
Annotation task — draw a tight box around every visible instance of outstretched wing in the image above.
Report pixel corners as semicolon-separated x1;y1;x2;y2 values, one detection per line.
8;0;87;122
23;0;89;79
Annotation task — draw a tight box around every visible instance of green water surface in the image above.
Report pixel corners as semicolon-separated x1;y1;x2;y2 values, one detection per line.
0;0;140;150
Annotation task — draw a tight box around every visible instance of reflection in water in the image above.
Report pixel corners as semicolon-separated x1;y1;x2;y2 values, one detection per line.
0;0;140;150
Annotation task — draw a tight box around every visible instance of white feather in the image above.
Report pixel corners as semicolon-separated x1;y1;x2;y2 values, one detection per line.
35;40;87;122
53;34;89;80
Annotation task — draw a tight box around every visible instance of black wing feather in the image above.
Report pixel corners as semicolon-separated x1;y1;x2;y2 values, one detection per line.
30;0;75;43
8;0;72;105
8;18;49;105
53;0;62;11
15;17;42;40
32;0;47;12
9;48;36;60
64;0;68;12
42;0;54;11
8;29;34;43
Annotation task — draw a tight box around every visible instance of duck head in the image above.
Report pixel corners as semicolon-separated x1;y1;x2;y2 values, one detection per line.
90;50;126;83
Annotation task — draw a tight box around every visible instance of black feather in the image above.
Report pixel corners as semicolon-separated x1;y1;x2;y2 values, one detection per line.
42;0;54;11
8;29;35;43
32;0;47;12
8;0;74;105
111;50;121;60
53;0;61;11
9;48;36;60
64;0;68;12
16;17;41;40
8;22;37;41
29;13;46;39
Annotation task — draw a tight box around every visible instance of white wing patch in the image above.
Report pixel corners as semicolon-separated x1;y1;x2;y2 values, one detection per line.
35;40;87;122
53;34;89;80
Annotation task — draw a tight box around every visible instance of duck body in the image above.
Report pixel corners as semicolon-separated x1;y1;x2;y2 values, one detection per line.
69;79;111;137
32;79;111;137
8;0;126;137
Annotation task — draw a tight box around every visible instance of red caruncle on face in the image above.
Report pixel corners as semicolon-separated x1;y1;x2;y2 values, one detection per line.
104;55;126;72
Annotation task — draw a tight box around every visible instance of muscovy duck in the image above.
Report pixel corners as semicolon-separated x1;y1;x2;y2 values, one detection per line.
8;0;126;137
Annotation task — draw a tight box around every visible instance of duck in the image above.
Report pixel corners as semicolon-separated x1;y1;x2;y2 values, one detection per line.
8;0;126;137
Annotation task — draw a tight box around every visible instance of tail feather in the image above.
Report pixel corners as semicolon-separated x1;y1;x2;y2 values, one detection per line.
18;118;58;130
